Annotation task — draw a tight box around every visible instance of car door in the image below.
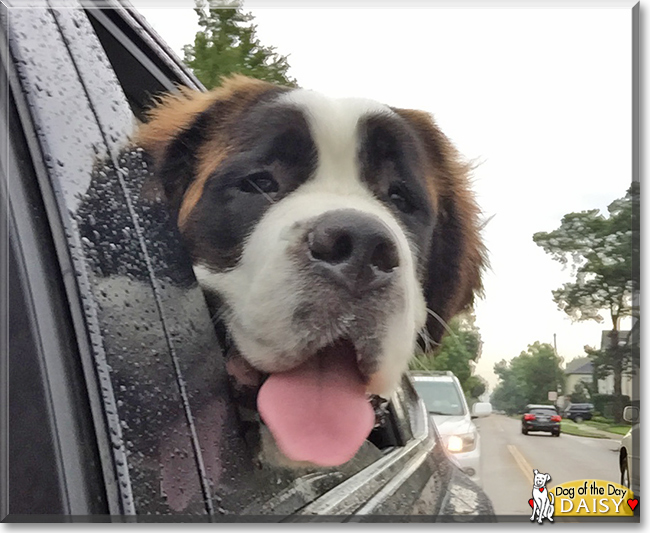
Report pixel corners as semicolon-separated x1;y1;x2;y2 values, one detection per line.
2;0;493;521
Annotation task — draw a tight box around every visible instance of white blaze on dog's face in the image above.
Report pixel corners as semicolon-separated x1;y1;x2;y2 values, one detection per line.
137;76;484;467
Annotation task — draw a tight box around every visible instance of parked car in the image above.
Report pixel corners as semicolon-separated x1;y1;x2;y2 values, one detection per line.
1;0;494;521
563;403;594;422
619;406;640;501
521;405;561;436
409;371;491;486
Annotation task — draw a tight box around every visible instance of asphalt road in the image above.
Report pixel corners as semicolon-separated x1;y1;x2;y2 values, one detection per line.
475;414;623;518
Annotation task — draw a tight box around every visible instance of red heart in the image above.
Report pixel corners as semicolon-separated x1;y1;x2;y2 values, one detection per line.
528;498;534;508
539;488;544;492
628;499;638;511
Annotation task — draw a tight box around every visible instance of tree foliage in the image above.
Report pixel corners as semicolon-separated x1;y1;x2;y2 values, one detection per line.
533;185;635;326
569;382;590;403
533;184;638;422
183;0;297;89
409;313;486;399
490;342;565;415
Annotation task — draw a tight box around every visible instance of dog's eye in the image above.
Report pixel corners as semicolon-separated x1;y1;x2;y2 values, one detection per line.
388;184;416;214
240;172;279;195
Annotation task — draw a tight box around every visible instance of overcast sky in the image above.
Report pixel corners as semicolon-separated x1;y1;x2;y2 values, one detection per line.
132;1;637;391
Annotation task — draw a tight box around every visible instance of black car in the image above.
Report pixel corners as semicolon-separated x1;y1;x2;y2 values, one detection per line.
563;403;594;423
521;405;561;437
1;0;494;522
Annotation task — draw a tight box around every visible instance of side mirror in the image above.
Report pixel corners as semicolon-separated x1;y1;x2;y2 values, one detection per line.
623;406;639;424
472;402;492;418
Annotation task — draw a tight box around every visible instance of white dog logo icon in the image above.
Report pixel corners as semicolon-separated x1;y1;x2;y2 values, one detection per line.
530;469;555;523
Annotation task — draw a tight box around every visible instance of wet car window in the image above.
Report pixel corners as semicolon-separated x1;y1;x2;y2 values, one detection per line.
6;5;414;518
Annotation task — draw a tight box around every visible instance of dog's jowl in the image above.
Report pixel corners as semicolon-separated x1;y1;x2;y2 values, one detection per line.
137;75;485;467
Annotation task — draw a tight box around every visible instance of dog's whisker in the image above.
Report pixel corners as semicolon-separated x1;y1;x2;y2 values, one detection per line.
210;305;234;333
417;327;440;352
479;213;496;231
425;308;456;339
410;354;431;372
245;178;276;205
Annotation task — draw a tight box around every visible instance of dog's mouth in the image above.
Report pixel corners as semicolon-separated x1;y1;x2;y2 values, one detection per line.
254;338;376;467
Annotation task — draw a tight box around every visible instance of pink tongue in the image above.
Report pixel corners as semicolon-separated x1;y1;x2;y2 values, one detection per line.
257;343;375;467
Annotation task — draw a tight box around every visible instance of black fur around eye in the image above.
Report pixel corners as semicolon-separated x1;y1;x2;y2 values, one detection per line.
240;171;279;194
388;184;417;214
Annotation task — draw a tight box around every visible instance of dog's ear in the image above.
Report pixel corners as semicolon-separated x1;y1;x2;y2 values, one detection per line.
546;474;551;483
393;108;486;347
534;469;539;476
135;76;285;223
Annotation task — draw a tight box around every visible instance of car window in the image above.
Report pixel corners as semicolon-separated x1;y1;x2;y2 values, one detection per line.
6;3;420;518
529;408;557;416
412;381;466;416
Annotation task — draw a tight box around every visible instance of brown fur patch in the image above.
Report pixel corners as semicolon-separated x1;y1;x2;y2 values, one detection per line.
394;108;485;321
177;148;229;228
136;75;278;155
136;75;283;225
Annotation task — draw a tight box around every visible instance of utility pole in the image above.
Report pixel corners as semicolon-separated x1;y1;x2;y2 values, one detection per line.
553;333;562;409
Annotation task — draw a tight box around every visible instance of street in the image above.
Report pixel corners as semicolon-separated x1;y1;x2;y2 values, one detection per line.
475;414;623;518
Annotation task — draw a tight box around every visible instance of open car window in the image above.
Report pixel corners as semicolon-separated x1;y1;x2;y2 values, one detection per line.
4;1;453;519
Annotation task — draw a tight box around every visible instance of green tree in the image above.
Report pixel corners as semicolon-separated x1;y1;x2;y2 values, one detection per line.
569;382;590;403
183;0;298;89
490;342;565;414
533;184;638;422
490;362;527;415
409;313;486;400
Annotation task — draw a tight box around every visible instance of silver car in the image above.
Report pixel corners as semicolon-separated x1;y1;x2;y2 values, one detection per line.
410;371;491;485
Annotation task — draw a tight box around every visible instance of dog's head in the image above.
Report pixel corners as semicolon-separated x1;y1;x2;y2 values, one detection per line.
137;75;484;466
533;469;551;489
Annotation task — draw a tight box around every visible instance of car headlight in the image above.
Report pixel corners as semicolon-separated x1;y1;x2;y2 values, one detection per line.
447;432;477;453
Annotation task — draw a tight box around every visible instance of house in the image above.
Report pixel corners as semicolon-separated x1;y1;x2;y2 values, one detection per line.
564;357;594;397
563;329;635;400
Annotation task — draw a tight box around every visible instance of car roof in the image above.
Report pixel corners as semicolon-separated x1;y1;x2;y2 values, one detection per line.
409;371;457;381
526;404;557;409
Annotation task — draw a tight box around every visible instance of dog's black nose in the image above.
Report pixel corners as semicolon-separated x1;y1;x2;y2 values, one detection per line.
307;209;400;294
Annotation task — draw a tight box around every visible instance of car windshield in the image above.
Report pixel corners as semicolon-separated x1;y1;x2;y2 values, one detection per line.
413;380;466;416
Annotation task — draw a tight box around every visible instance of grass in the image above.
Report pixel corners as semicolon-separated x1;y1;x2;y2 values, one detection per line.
560;419;630;438
583;420;631;436
560;420;610;439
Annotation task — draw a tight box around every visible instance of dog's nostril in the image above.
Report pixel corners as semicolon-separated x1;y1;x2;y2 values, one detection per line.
308;229;353;264
370;241;399;273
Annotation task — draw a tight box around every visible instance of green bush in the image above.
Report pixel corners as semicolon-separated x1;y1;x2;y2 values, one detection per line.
591;415;613;424
592;394;630;418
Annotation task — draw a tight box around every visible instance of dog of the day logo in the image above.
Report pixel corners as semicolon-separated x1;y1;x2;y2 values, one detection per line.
529;469;555;523
528;469;637;522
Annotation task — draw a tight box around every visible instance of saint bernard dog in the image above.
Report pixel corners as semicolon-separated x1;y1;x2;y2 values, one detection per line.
137;75;485;468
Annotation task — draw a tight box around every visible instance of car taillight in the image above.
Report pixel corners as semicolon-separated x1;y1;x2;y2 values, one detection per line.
551;415;561;422
524;414;536;421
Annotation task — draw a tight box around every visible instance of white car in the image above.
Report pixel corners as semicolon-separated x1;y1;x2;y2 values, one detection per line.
410;371;491;485
619;406;640;500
